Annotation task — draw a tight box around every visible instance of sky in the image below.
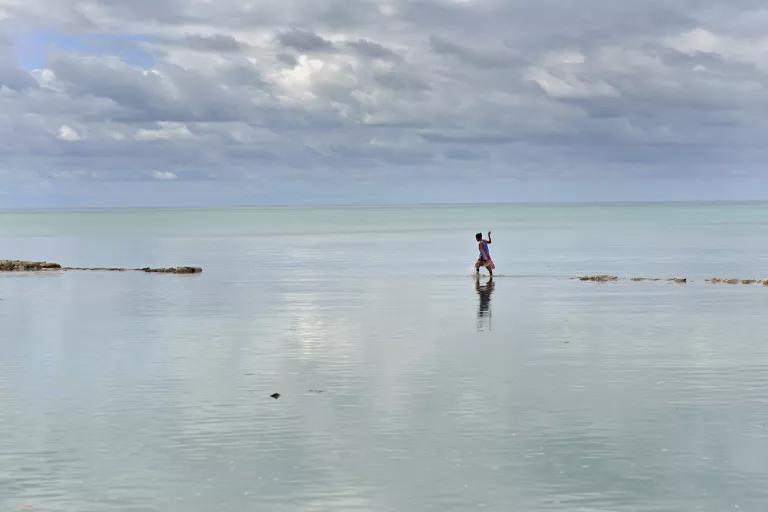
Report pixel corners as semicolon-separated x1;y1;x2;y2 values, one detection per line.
1;0;767;207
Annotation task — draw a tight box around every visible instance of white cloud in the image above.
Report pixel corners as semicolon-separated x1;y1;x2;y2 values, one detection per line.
525;67;619;99
31;68;57;89
666;28;768;70
378;3;397;17
151;170;178;180
543;49;586;66
57;124;81;141
136;122;193;141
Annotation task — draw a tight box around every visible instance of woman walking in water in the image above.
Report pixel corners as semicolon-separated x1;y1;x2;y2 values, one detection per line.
474;231;495;277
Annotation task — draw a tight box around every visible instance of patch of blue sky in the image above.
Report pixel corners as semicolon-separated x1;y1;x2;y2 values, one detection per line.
13;30;154;70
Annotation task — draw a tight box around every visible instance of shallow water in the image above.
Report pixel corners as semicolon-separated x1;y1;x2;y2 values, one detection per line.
1;203;768;511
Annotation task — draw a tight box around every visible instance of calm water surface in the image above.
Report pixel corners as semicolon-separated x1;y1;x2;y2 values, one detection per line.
1;203;768;511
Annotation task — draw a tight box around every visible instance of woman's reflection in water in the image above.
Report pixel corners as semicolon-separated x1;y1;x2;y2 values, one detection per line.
475;275;495;332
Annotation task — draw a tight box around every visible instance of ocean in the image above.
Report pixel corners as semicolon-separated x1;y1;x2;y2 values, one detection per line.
1;203;768;511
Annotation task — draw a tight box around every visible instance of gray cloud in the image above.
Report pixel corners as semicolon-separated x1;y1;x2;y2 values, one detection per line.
430;36;523;69
276;53;298;66
0;37;36;90
345;39;400;61
443;148;490;161
1;0;768;205
374;71;432;92
275;29;335;52
422;133;517;145
182;34;246;52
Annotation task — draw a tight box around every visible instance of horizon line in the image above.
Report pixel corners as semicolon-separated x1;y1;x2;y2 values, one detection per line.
1;199;767;212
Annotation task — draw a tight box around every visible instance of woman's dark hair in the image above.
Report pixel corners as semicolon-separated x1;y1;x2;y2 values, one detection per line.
475;232;482;241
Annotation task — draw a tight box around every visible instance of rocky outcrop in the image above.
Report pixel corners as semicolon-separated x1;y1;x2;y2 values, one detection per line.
576;275;619;282
578;275;688;283
0;260;62;271
706;277;767;285
577;275;768;286
140;266;202;274
1;260;201;274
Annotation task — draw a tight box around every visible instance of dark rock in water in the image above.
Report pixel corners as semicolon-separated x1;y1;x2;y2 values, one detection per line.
270;393;281;399
141;266;202;274
577;275;619;282
708;277;759;285
0;260;62;271
709;277;766;285
1;260;201;274
578;274;768;287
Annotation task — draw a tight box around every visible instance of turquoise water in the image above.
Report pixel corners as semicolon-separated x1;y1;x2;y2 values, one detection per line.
1;203;768;511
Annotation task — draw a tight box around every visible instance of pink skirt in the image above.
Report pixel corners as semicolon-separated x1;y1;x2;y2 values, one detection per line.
475;257;495;270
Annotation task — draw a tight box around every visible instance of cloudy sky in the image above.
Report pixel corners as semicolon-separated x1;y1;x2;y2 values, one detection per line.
1;1;767;206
